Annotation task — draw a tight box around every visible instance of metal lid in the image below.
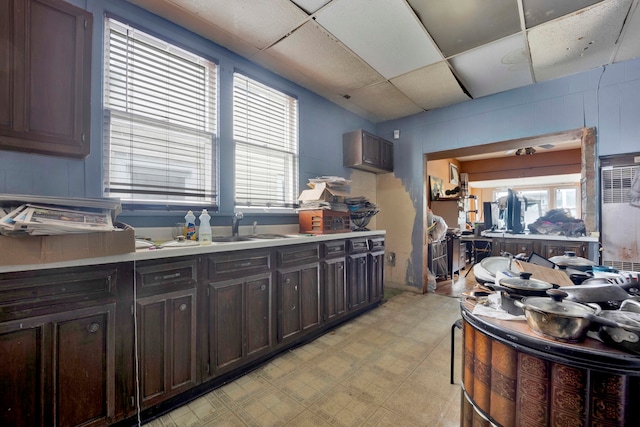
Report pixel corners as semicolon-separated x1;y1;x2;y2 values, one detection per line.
500;272;553;291
600;310;640;331
520;289;597;317
549;251;595;267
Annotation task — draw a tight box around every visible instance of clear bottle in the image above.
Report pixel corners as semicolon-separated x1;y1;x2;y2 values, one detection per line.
198;209;212;245
185;210;196;241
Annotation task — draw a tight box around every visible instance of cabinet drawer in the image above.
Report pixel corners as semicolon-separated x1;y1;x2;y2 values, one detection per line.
323;240;346;259
136;259;197;295
207;250;271;279
0;267;117;321
277;244;320;267
369;237;385;252
348;238;369;254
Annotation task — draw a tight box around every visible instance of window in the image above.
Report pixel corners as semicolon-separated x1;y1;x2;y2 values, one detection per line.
233;73;298;208
555;187;578;217
494;189;549;229
103;18;218;208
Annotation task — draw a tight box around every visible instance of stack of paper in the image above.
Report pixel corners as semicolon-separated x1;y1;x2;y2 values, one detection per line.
0;194;121;236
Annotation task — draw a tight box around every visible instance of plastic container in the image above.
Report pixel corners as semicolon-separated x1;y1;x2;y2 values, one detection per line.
198;209;212;245
185;211;196;241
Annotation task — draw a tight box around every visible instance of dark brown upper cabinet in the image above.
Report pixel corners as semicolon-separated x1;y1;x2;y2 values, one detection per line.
0;0;92;158
343;129;394;173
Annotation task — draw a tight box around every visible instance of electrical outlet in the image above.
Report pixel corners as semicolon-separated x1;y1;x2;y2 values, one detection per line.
387;252;396;266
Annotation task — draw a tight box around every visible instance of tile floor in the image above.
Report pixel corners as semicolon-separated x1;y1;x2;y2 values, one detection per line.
143;290;464;427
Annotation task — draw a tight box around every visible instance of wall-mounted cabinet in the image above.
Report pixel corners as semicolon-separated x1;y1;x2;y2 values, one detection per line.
0;0;92;158
343;129;393;173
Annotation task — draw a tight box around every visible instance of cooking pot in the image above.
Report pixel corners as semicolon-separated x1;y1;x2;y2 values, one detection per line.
598;309;640;355
499;272;554;295
560;281;633;310
514;289;618;342
549;251;595;272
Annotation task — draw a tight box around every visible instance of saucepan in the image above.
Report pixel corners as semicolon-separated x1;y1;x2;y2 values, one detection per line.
597;299;640;355
514;289;619;342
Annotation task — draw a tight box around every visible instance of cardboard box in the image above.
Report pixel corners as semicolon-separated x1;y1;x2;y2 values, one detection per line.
0;224;135;266
298;182;350;203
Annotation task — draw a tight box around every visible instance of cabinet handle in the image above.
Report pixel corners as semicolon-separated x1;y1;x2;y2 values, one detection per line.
294;285;298;291
291;305;296;311
237;261;252;268
285;278;291;284
261;285;266;291
179;303;188;312
339;264;343;270
87;323;100;333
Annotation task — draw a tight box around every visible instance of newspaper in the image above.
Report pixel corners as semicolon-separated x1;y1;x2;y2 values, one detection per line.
1;204;114;235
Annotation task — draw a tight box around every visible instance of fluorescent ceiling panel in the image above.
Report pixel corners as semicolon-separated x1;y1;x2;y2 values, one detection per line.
529;0;633;82
348;82;424;122
450;33;533;98
290;0;332;14
256;21;384;95
167;0;307;50
391;62;470;111
522;0;604;28
408;0;521;57
315;0;441;79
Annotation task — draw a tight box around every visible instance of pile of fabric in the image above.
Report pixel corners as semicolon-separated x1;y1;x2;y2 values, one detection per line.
528;208;586;237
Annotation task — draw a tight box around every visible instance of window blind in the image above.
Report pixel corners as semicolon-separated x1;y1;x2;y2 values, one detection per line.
233;73;298;208
103;18;218;208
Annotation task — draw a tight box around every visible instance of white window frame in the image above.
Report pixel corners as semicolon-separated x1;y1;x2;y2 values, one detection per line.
103;17;218;209
232;73;299;210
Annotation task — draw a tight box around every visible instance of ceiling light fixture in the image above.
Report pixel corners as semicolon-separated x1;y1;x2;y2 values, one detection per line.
515;147;536;156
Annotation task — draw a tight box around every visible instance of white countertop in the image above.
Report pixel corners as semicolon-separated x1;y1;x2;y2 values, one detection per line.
482;231;598;242
0;230;385;274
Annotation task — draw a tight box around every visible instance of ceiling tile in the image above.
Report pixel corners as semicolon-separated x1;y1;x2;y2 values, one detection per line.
254;21;384;95
529;0;633;82
166;0;308;49
347;82;425;122
614;1;640;62
289;0;332;14
390;62;470;111
522;0;604;28
315;0;441;79
408;0;521;58
450;33;533;98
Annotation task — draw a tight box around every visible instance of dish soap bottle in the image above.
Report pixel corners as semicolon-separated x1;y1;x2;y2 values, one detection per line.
199;209;212;245
185;210;196;241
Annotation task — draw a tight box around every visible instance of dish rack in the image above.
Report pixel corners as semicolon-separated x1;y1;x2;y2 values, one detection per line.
349;207;379;231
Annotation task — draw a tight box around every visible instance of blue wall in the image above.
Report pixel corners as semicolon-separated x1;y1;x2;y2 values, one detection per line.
377;57;640;289
0;0;374;228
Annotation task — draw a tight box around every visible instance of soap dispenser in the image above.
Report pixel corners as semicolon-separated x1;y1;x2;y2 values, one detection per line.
185;211;196;241
199;209;212;245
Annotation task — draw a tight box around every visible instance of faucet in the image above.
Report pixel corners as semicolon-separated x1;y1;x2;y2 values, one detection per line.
232;212;243;236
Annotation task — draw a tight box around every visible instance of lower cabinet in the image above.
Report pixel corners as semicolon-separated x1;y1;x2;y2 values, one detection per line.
207;273;272;375
491;237;589;260
347;252;368;311
1;304;116;427
322;240;347;324
136;289;197;408
369;237;385;303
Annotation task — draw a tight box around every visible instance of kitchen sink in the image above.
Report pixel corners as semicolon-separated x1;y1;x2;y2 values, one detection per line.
211;236;254;242
247;234;292;239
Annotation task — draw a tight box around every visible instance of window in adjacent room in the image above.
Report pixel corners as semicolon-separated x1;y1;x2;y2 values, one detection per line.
103;17;218;209
232;73;299;209
555;187;579;217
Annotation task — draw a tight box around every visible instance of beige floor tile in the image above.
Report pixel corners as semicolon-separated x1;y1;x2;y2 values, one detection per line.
276;369;338;406
283;409;332;426
230;388;304;426
363;407;423;426
310;384;374;426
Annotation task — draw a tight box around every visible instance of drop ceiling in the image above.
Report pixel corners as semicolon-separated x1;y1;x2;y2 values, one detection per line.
126;0;640;123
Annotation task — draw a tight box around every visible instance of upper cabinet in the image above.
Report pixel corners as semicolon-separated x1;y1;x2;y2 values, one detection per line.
343;129;394;173
0;0;92;158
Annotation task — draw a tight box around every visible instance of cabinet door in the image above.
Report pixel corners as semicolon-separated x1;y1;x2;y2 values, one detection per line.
502;239;535;258
0;0;92;157
278;264;320;342
379;139;394;171
347;254;368;311
369;251;384;303
362;132;381;166
324;258;346;322
137;289;196;408
208;273;272;376
0;304;115;427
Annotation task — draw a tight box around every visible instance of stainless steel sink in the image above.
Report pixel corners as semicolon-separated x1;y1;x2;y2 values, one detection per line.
211;236;254;242
247;234;292;239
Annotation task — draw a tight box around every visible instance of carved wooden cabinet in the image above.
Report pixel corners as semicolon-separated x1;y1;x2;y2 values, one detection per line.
343;129;393;173
368;237;385;303
347;238;369;311
0;0;92;157
322;240;347;323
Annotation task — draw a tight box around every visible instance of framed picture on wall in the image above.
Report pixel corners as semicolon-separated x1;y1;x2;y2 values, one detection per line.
430;176;444;201
449;163;459;185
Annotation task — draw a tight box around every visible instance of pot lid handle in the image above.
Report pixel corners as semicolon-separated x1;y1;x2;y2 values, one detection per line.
519;272;533;280
546;288;568;302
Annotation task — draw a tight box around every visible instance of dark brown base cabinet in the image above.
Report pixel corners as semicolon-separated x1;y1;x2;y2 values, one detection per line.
0;235;384;426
